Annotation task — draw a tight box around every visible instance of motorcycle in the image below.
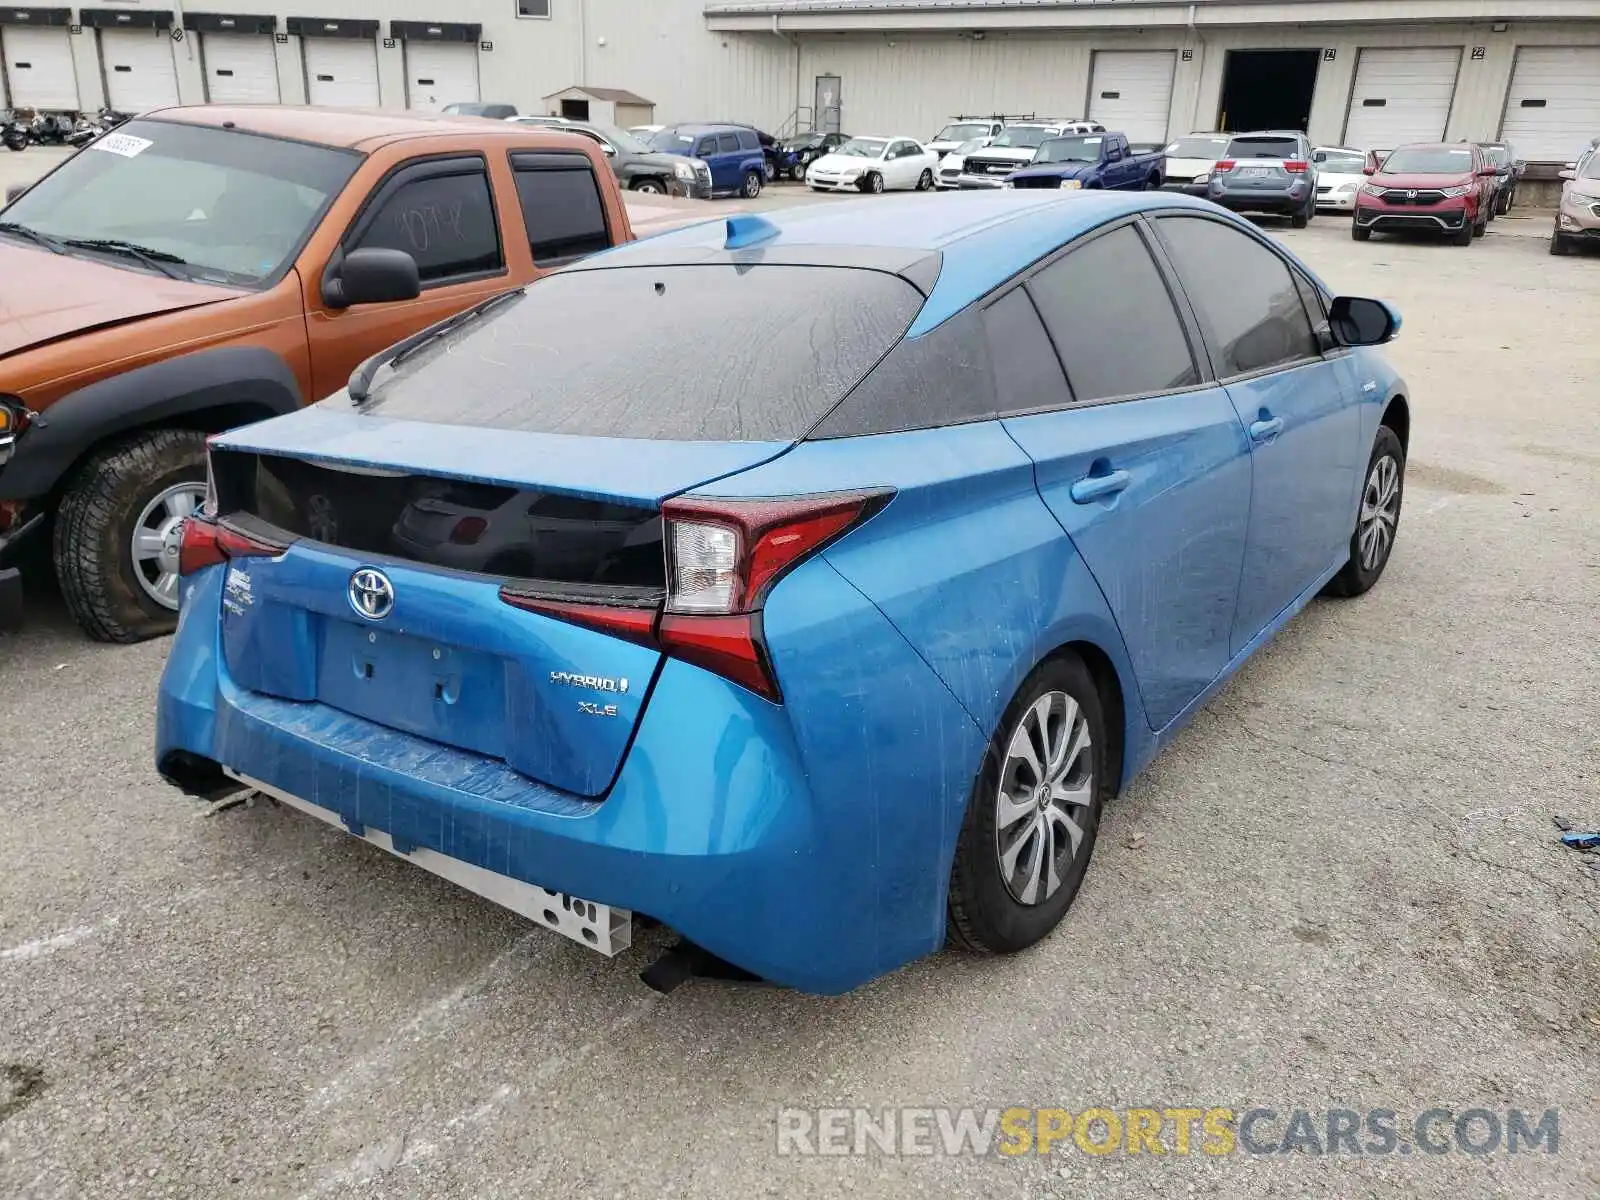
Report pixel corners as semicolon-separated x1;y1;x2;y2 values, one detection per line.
2;112;28;153
28;110;75;146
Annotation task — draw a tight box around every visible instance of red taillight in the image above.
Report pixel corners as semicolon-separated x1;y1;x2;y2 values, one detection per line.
177;518;286;576
1283;160;1309;173
449;516;488;545
499;489;891;702
1214;159;1235;173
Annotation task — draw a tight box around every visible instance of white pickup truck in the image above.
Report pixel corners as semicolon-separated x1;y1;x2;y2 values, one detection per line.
957;120;1106;188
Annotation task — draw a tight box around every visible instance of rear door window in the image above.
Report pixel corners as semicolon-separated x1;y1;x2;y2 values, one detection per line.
350;161;503;284
1025;225;1198;402
983;287;1072;414
1151;215;1319;377
509;154;611;265
718;132;741;154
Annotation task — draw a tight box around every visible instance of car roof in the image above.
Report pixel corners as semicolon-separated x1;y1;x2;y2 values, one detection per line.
578;190;1233;335
670;123;756;135
143;105;576;151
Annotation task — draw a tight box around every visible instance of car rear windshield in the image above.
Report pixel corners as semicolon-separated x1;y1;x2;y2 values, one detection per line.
0;118;359;286
1227;136;1300;160
1382;146;1475;173
1314;150;1366;172
936;123;990;142
358;264;923;442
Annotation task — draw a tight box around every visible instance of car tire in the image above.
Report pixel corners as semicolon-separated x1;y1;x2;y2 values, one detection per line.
1452;221;1473;246
1472;211;1487;238
1352;223;1372;242
54;428;208;643
631;178;665;195
790;160;807;181
1550;232;1571;255
1324;425;1405;599
741;170;763;199
947;654;1107;955
916;168;933;191
1290;208;1309;229
864;172;885;194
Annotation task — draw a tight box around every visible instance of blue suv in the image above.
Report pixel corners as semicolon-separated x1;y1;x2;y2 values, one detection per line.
157;195;1409;994
649;123;767;198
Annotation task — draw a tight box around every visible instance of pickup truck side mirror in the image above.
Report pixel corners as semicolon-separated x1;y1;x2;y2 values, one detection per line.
1329;295;1400;347
3;182;28;204
322;248;421;309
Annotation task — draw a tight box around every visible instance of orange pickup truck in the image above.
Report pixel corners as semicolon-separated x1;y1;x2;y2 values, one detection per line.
0;106;692;641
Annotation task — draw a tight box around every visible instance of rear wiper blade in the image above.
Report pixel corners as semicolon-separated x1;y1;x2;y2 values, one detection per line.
0;221;68;255
348;288;526;405
60;237;190;280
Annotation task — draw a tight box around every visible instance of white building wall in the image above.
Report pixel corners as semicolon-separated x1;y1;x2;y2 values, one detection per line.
26;2;1600;164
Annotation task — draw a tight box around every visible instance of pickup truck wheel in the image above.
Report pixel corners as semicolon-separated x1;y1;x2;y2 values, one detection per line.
54;429;207;643
741;170;763;199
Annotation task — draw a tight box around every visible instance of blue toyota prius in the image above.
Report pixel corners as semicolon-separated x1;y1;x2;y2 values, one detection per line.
156;191;1409;994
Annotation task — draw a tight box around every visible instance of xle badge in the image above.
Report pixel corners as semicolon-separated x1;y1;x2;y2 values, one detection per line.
579;701;620;718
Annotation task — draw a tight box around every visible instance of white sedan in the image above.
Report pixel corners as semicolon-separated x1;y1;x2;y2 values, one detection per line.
1312;146;1368;212
806;136;940;193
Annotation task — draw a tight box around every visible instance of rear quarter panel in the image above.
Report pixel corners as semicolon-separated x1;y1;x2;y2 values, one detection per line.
695;424;1148;773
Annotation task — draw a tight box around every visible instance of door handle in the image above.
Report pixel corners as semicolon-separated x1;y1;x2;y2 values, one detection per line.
1249;416;1285;443
1069;469;1131;504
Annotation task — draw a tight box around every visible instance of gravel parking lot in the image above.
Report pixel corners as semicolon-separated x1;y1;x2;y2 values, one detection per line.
2;150;1597;1199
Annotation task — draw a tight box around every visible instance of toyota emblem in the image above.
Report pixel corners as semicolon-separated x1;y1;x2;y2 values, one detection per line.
348;567;395;620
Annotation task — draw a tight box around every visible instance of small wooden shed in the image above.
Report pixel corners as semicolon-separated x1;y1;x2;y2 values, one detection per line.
542;86;656;128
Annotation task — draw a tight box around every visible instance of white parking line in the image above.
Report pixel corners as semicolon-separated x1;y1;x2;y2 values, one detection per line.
0;920;114;962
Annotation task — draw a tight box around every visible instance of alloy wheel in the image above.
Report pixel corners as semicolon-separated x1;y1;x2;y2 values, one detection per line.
995;691;1095;905
131;481;205;610
1359;454;1400;571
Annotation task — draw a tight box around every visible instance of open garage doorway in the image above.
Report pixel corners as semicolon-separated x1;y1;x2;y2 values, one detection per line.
1218;49;1320;133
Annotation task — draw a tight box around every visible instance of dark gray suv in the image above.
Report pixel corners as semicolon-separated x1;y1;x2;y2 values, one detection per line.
555;123;713;199
1206;131;1318;227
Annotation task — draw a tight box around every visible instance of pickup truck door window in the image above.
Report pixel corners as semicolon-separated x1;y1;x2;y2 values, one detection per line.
1151;213;1361;652
510;154;611;266
349;164;503;283
999;222;1252;727
306;156;508;401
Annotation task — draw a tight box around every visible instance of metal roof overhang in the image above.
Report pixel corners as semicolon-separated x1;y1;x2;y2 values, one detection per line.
705;0;1600;32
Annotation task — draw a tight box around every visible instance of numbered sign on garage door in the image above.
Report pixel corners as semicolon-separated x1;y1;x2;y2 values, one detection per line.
1343;47;1462;151
202;33;281;104
1500;46;1600;162
1087;51;1176;145
1;24;80;111
404;41;479;112
303;37;380;107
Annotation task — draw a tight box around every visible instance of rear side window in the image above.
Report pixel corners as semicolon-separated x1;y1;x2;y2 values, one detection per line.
1025;225;1198;402
361;264;922;441
983;287;1071;414
510;157;611;264
351;164;502;283
738;130;759;151
1152;215;1318;377
718;133;740;153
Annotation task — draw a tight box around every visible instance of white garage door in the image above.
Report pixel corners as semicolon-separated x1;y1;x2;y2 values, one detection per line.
1087;50;1176;144
202;33;280;104
1343;47;1462;151
1500;46;1600;162
100;28;180;112
303;37;380;107
0;25;79;111
403;41;479;112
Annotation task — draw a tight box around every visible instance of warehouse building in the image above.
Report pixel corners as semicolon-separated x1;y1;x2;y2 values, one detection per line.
2;0;1597;170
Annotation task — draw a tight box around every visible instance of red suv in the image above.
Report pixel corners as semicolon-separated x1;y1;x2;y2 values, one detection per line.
1352;142;1497;245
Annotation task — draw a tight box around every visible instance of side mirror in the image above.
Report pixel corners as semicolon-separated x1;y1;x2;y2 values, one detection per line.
3;182;28;204
1559;169;1576;181
322;248;421;309
1329;296;1400;347
601;143;616;156
1476;166;1497;177
1362;165;1376;176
